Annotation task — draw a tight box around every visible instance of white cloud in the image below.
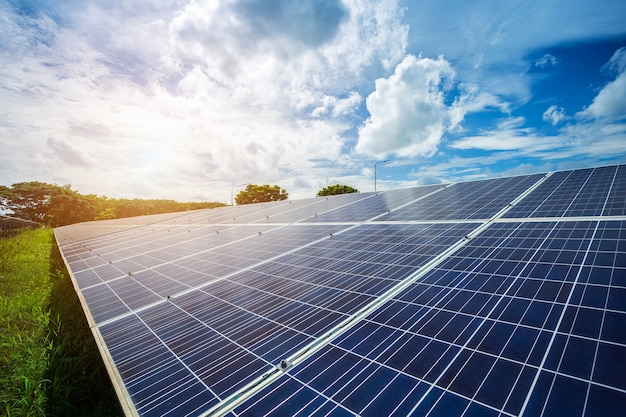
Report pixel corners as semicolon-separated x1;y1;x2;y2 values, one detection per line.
543;105;565;125
0;0;409;202
578;48;626;120
449;86;510;129
355;54;456;158
355;55;513;160
535;53;558;68
311;92;362;117
403;1;626;106
450;112;626;168
2;1;625;203
602;46;626;74
47;137;95;167
166;0;407;106
451;117;556;151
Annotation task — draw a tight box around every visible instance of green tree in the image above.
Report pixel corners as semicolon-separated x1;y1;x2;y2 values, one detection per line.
0;181;227;226
0;182;99;227
47;187;100;226
317;184;359;196
235;184;288;205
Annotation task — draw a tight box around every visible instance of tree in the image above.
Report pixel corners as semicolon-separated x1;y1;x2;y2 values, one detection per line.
47;187;100;226
0;182;227;227
317;184;359;197
235;184;288;205
0;182;99;227
0;181;62;224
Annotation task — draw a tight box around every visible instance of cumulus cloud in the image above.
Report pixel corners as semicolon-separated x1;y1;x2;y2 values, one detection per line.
543;105;565;125
578;47;626;119
232;0;348;49
355;54;456;158
0;0;410;201
4;1;625;202
166;0;407;97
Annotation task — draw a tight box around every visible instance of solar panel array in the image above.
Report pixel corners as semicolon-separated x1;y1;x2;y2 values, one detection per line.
54;164;626;417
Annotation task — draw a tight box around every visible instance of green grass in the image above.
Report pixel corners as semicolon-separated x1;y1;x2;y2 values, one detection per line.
0;228;122;417
0;228;52;416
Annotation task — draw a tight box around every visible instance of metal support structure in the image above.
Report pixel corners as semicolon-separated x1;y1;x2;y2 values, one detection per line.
374;160;389;192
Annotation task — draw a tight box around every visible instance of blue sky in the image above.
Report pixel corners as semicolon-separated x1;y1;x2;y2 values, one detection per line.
1;0;625;203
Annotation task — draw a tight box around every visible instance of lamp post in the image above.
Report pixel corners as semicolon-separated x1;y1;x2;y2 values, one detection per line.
231;183;249;206
374;160;389;192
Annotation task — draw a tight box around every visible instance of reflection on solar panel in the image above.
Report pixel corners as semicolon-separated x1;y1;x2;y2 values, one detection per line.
54;164;626;417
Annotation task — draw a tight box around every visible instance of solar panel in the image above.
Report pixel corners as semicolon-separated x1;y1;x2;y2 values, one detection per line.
377;174;544;221
54;164;626;417
503;165;623;218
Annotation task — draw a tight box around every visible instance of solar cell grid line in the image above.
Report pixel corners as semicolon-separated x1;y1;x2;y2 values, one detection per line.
101;224;434;368
392;223;568;376
196;200;291;224
163;284;339;368
376;173;544;221
96;212;274;249
432;221;616;412
302;184;446;223
603;164;626;216
564;165;618;217
253;192;377;224
227;219;625;417
203;222;498;416
102;226;364;319
501;170;578;219
208;195;368;225
53;210;192;244
54;164;626;417
56;226;205;272
522;220;626;416
65;224;350;326
219;197;328;224
239;223;481;294
236;371;358;417
85;224;250;261
504;165;620;219
97;301;277;417
111;186;536;416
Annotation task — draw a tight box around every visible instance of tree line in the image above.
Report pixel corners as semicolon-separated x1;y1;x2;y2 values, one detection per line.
1;182;361;228
0;182;225;228
234;183;359;204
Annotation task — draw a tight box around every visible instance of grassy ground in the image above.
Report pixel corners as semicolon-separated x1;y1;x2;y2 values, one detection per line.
0;228;122;416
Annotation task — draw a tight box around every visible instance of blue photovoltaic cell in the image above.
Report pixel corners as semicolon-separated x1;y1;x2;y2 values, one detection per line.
99;313;223;417
376;174;543;221
604;164;626;216
254;192;375;224
53;164;626;417
68;225;351;326
303;184;445;223
505;165;623;218
75;220;482;415
233;219;626;417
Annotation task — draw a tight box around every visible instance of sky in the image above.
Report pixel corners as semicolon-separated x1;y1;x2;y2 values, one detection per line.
1;0;626;204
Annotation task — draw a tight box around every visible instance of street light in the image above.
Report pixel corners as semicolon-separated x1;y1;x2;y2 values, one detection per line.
374;160;389;192
231;183;249;206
